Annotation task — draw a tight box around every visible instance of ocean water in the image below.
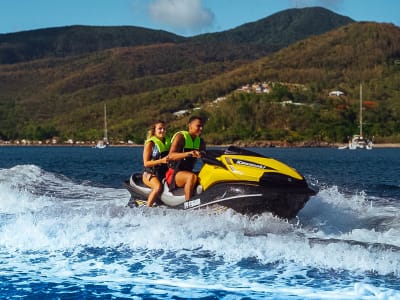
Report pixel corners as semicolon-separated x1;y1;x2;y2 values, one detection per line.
0;146;399;299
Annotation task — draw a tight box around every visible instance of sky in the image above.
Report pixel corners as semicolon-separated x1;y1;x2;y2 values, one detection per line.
1;0;399;36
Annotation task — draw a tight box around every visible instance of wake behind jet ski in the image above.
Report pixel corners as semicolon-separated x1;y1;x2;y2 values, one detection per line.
124;146;317;219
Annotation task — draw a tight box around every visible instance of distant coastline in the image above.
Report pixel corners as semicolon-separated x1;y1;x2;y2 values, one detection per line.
1;141;399;148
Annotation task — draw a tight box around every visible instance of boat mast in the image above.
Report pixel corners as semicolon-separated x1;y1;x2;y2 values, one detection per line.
359;83;363;137
103;104;108;143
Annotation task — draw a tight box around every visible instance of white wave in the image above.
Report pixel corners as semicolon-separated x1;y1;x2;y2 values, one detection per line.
3;202;399;276
0;165;52;213
0;164;128;209
1;170;400;278
0;164;128;249
299;185;400;232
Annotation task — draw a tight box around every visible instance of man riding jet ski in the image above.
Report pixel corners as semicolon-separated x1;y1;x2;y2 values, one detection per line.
124;146;317;219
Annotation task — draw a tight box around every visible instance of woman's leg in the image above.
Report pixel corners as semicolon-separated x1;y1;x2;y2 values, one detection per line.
143;173;162;207
174;171;198;200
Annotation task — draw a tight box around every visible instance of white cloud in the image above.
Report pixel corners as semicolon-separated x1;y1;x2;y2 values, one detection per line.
148;0;214;32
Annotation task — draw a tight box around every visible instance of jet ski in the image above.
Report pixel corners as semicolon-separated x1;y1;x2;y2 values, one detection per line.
124;146;317;219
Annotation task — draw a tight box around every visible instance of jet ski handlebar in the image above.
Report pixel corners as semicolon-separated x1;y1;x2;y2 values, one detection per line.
224;145;266;157
200;150;226;168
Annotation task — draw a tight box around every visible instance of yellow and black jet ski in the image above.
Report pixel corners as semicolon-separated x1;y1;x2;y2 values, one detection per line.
124;146;317;219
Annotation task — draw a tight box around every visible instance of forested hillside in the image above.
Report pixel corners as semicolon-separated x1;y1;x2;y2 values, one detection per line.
203;22;400;144
0;7;398;145
188;6;353;60
0;25;185;64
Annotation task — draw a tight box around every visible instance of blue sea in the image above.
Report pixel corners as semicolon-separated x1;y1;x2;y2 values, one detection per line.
0;146;399;299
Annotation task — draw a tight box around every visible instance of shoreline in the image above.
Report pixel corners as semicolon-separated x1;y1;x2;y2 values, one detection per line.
0;142;399;148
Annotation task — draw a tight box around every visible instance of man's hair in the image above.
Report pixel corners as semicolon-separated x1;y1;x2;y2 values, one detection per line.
188;115;203;124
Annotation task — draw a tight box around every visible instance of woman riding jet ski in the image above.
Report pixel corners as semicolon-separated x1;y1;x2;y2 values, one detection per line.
124;146;317;219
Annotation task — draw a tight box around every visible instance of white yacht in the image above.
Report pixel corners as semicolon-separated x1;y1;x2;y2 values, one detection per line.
94;104;108;148
339;84;373;150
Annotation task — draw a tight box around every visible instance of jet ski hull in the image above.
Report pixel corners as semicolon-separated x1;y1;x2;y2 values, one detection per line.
180;182;313;219
124;174;315;219
124;146;317;219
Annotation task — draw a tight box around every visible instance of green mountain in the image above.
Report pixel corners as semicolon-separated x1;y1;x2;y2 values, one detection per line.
0;6;352;64
1;7;398;145
0;25;185;64
188;6;354;60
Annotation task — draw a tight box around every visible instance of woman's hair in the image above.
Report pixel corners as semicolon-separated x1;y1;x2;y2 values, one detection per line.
146;120;165;140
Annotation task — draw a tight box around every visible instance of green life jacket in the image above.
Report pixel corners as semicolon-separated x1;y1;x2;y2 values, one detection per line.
171;131;201;171
146;136;171;158
144;136;171;179
172;130;200;151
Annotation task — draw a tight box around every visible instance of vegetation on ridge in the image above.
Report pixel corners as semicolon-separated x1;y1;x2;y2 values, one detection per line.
0;7;399;145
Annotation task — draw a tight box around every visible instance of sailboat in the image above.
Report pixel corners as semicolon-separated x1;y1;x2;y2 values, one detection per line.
339;84;373;150
94;104;108;149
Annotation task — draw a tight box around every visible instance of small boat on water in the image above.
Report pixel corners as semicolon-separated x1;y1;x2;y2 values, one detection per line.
124;146;317;219
339;84;373;150
347;134;373;150
94;140;107;149
94;104;109;149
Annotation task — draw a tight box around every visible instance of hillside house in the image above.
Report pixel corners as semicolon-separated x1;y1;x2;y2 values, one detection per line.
329;90;344;97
